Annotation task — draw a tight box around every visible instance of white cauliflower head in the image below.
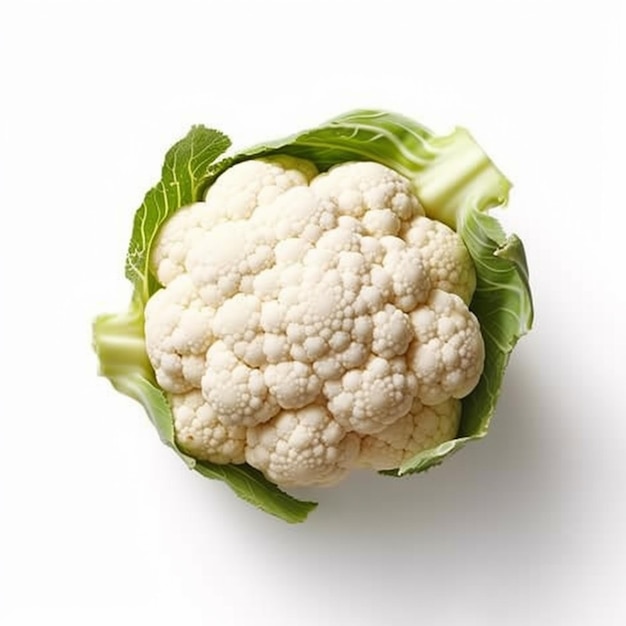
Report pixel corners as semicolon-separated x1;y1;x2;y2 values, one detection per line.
144;156;484;487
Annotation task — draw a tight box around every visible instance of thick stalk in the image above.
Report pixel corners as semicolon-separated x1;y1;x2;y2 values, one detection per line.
92;300;154;391
411;128;512;230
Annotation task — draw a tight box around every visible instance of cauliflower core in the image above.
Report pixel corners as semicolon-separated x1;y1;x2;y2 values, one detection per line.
144;156;484;487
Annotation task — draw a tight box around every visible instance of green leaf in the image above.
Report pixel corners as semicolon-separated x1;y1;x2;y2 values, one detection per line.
125;126;231;304
456;209;534;438
237;109;434;172
231;109;510;229
194;463;317;524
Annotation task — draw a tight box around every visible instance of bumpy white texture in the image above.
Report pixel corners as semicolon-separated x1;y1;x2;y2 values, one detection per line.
403;216;477;305
323;356;418;434
246;405;360;487
202;341;279;427
356;397;461;470
144;275;214;393
145;156;484;487
152;157;317;286
170;390;247;464
408;290;485;406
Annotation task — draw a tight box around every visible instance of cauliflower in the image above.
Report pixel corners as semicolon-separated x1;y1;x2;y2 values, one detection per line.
143;156;484;487
93;110;533;522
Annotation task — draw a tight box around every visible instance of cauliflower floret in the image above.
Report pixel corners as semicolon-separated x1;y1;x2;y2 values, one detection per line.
371;304;413;359
149;202;211;286
253;186;337;243
324;356;418;434
171;390;246;464
143;157;485;487
356;397;461;470
380;239;431;311
246;405;360;487
408;290;485;405
211;293;266;367
151;156;316;285
144;274;214;393
263;361;323;410
404;216;476;304
186;221;276;307
202;342;279;427
311;161;423;222
204;155;318;219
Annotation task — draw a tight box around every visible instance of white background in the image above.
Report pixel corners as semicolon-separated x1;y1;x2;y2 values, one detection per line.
1;1;624;624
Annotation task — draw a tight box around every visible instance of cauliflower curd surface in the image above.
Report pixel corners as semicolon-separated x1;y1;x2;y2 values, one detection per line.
144;156;484;487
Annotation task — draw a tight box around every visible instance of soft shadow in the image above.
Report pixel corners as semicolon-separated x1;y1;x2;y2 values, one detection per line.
175;349;579;621
297;352;561;536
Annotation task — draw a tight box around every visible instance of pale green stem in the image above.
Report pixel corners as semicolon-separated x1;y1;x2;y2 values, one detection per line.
412;128;512;230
